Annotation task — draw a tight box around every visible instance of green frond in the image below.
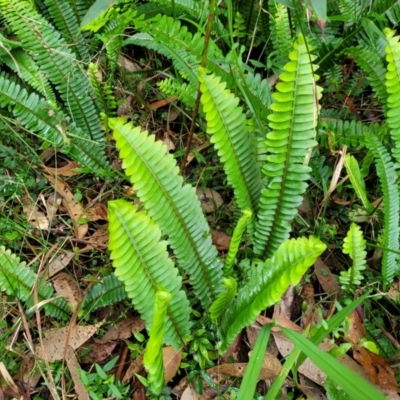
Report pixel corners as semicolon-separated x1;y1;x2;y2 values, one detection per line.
0;246;70;320
209;277;237;323
151;0;208;19
1;48;56;103
157;78;196;108
108;199;191;349
199;68;262;231
144;289;171;396
339;223;367;289
224;208;252;277
0;72;109;171
371;0;400;25
136;2;173;19
347;46;387;109
339;0;365;24
254;35;322;259
109;117;223;309
0;0;104;145
82;273;126;313
384;28;400;167
219;236;326;353
45;0;90;62
365;133;399;289
65;0;91;23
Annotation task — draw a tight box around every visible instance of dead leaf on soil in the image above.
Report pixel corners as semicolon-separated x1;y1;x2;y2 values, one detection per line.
353;345;398;392
44;161;82;177
45;174;88;238
80;340;118;364
162;133;176;153
299;374;326;400
210;228;231;250
196;187;223;213
122;353;144;383
344;310;366;344
22;196;49;231
41;192;62;222
44;251;75;279
102;316;145;342
66;346;90;400
118;54;142;73
181;384;206;400
86;203;108;221
300;283;315;329
36;321;103;362
78;227;109;253
163;346;182;383
52;272;82;311
274;285;295;320
314;258;340;293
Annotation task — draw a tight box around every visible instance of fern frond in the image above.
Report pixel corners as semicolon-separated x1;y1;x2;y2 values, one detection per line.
0;246;70;320
269;1;292;65
82;273;126;313
253;35;322;259
209;277;237;323
339;223;367;289
0;0;104;146
154;0;208;19
108;200;191;348
1;48;56;103
219;236;326;353
65;0;90;23
199;68;262;231
347;46;387;109
0;72;109;171
365;133;399;289
45;0;90;62
157;78;196;108
384;28;400;167
109;118;223;309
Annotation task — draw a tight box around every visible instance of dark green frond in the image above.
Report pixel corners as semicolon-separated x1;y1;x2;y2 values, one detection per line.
157;78;196;108
108;200;191;348
109;118;223;309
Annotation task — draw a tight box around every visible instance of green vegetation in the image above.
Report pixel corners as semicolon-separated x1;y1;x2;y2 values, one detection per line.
0;0;399;399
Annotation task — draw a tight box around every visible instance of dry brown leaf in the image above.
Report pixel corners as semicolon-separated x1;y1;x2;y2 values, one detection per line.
274;285;295;320
299;374;326;400
300;283;315;328
353;345;398;392
78;227;109;253
344;310;366;344
36;321;103;362
102;317;145;342
45;174;88;238
163;347;182;383
118;55;142;72
44;161;82;177
0;362;18;393
196;187;223;213
80;340;118;364
181;385;205;400
314;258;340;293
66;346;90;400
42;192;62;222
210;228;231;250
45;251;75;279
123;353;144;383
52;272;82;311
162;134;176;153
86;203;108;221
22;197;49;230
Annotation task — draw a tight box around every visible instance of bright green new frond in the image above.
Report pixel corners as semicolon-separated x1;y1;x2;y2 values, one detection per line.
0;247;70;320
144;290;171;396
209;277;237;323
0;72;109;171
219;236;326;353
109;118;223;310
1;48;56;103
199;69;262;231
254;35;322;259
108;200;191;348
224;208;252;277
340;223;367;289
0;0;104;146
365;133;399;289
45;0;90;62
384;28;400;167
82;273;126;313
269;1;292;65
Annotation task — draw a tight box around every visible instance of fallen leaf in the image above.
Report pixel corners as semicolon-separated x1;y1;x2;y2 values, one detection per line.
162;134;176;153
122;353;144;383
80;340;117;364
52;272;82;311
196;187;223;213
163;346;182;383
344;310;366;344
66;346;90;400
36;321;103;362
353;345;398;392
44;161;82;177
210;228;231;250
118;55;142;73
102;317;145;341
78;227;109;253
45;251;75;279
299;374;326;400
42;192;62;222
181;384;206;400
86;203;108;221
45;174;88;238
274;285;295;320
314;258;340;293
0;362;18;393
300;283;315;328
22;196;49;230
117;95;133;117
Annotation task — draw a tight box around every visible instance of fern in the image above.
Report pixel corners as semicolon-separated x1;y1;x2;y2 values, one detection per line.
209;277;237;323
109;118;223;309
45;0;90;62
0;72;109;171
339;223;367;289
253;35;322;259
82;273;126;313
66;0;90;24
157;78;196;108
365;133;399;289
0;246;70;320
199;68;262;231
0;0;105;147
108;200;191;348
219;236;326;353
